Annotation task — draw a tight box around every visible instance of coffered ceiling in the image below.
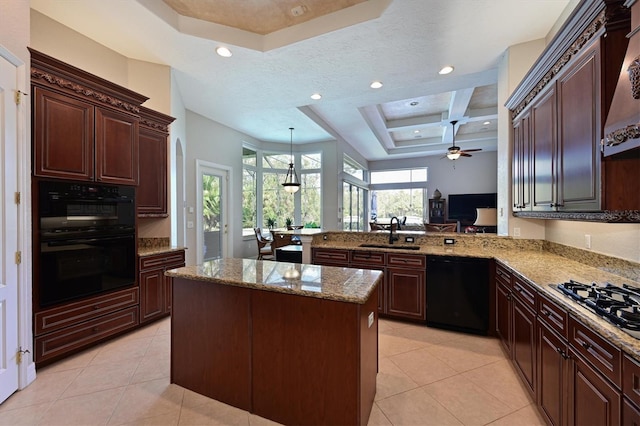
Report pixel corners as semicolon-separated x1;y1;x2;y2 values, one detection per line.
30;0;574;161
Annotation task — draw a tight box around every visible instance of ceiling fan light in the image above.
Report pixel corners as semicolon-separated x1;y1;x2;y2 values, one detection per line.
447;152;461;160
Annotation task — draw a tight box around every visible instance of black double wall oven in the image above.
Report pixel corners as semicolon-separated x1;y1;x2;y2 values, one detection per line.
35;180;136;308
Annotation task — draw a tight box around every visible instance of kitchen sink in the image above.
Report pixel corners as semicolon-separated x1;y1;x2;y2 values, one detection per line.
358;243;421;250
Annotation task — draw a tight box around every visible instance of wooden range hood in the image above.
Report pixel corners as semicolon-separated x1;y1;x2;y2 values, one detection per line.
603;0;640;155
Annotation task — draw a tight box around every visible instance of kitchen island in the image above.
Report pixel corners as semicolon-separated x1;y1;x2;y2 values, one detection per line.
165;258;382;426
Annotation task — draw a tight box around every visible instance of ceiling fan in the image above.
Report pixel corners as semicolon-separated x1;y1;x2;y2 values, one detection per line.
442;120;482;160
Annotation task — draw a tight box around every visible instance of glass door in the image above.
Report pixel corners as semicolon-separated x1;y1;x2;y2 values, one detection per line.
196;161;230;263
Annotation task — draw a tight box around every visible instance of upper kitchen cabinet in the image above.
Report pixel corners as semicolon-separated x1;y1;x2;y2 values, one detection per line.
138;106;175;217
506;0;640;221
30;49;148;185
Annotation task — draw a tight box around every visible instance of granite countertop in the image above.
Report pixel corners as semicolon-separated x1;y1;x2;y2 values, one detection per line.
138;246;187;257
313;235;640;361
165;258;383;304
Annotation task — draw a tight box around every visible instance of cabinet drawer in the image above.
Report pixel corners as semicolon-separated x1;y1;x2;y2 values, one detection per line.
312;248;349;266
35;306;139;364
495;262;512;287
139;250;186;270
34;287;139;336
569;316;622;388
350;250;385;267
538;293;568;339
623;354;640;408
387;253;426;269
512;275;537;310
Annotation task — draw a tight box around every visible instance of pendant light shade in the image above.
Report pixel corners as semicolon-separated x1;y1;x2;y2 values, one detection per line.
282;127;300;193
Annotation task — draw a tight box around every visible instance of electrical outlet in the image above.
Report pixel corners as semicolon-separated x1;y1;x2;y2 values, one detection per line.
513;227;521;237
368;312;374;328
585;234;591;249
444;238;455;245
405;236;415;243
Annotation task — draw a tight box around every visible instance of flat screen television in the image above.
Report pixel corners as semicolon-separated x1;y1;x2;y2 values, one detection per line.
448;193;497;224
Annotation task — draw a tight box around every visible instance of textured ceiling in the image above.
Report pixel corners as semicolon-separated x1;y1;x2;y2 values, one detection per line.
162;0;367;35
30;0;575;161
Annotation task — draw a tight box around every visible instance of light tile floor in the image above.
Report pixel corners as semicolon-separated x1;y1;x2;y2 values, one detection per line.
0;317;545;425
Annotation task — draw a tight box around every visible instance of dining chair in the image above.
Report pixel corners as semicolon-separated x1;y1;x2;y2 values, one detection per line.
254;227;274;260
424;222;458;233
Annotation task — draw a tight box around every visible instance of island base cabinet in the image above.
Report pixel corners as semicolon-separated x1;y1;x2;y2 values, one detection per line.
171;279;252;410
170;277;379;426
252;287;378;426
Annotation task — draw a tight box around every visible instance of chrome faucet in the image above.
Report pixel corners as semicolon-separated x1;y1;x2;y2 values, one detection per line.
389;216;402;244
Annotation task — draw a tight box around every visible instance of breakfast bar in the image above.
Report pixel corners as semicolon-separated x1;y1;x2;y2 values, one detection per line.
166;258;382;426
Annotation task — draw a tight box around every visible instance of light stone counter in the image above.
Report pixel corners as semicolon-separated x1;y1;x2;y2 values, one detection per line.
311;231;640;361
166;257;382;304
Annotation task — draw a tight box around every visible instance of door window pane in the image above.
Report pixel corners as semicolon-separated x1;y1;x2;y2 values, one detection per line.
202;173;222;261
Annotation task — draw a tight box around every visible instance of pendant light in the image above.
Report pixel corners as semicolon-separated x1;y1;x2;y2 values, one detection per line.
282;127;301;193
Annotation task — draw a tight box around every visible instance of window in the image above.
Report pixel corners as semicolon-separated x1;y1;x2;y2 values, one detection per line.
342;155;367;231
370;168;427;226
242;148;257;236
242;146;322;236
343;182;366;231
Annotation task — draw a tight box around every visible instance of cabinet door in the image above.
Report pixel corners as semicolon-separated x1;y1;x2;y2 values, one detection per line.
495;280;512;355
140;268;164;323
312;248;349;266
556;40;601;211
531;85;557;211
512;112;531;211
33;86;94;181
386;267;425;321
537;321;568;426
95;107;139;185
138;127;168;216
568;350;621;426
513;298;536;396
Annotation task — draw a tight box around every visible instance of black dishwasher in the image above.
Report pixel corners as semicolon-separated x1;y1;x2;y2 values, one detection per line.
426;256;490;335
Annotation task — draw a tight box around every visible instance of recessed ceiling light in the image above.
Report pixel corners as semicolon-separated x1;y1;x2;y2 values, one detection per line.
483;121;491;125
410;101;419;106
216;47;232;57
439;65;454;75
370;81;383;89
413;130;420;134
310;93;322;100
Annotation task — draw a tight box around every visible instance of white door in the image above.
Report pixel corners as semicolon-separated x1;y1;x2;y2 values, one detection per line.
0;51;20;403
196;161;231;263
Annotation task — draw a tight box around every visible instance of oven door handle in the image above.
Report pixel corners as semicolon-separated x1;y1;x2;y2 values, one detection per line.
45;235;134;246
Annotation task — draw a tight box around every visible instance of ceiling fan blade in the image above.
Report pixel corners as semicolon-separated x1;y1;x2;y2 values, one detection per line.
461;148;482;153
460;152;472;157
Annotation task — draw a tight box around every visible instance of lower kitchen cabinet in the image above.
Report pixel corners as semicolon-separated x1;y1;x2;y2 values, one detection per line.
568;349;621;426
495;262;513;354
33;286;139;366
139;250;185;323
513;297;537;396
349;250;386;314
537;320;569;426
386;253;426;322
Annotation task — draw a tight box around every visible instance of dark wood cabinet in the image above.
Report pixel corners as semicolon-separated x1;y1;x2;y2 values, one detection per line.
495;262;513;354
428;199;446;224
138;250;185;323
33;286;139;366
350;250;386;313
30;48;148;185
537;320;569;426
32;86;95;181
512;112;531;211
513;297;537;396
506;1;638;218
311;247;350;267
530;85;557;211
556;40;601;211
95;106;139;185
138;106;175;216
386;253;426;321
568;348;621;426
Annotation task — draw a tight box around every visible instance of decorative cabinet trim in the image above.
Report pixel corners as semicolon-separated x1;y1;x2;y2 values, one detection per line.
513;209;640;222
31;69;141;114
